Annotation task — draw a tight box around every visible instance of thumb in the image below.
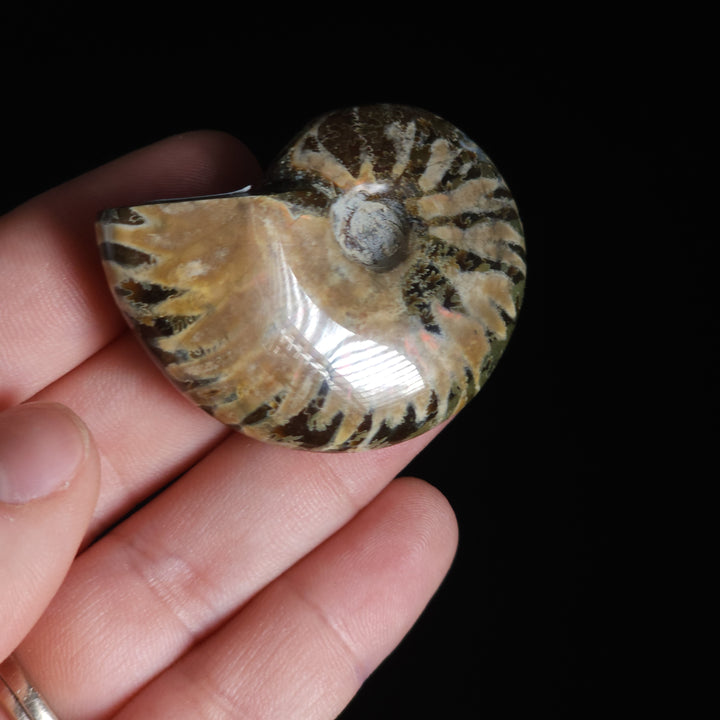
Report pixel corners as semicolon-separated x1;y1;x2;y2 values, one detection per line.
0;402;100;661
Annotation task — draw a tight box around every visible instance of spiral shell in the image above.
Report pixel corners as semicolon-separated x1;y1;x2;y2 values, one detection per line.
96;105;526;451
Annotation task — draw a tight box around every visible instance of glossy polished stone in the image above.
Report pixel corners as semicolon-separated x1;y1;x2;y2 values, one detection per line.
96;105;526;451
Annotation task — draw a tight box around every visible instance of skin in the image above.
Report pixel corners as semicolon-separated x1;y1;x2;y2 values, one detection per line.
0;131;458;719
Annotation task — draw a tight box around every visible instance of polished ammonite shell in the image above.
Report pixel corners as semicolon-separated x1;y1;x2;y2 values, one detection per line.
96;105;526;451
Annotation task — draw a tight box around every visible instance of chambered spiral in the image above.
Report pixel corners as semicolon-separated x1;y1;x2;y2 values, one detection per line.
97;104;526;451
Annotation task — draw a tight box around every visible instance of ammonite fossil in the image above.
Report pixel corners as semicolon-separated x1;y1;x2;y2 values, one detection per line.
97;105;526;451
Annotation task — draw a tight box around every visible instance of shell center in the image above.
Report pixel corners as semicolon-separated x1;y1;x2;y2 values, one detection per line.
330;183;409;272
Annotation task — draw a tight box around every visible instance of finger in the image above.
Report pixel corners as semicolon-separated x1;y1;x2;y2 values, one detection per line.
0;403;100;661
15;429;442;719
0;131;262;407
117;477;458;719
31;331;229;540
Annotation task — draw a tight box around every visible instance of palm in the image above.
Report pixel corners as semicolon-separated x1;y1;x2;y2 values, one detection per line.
0;131;457;719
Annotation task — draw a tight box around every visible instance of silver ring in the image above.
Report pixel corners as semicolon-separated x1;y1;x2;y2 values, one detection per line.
0;655;59;720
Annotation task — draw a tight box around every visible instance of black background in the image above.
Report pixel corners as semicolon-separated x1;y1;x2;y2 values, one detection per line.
2;8;709;717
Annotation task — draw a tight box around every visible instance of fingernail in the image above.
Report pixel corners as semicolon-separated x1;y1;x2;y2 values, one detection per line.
0;403;89;504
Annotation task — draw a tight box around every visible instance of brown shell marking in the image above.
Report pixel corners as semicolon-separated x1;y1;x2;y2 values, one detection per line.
97;105;525;451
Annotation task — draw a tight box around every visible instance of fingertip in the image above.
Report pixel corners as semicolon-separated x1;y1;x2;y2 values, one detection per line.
390;475;460;560
0;402;94;505
16;128;264;228
81;129;264;214
116;129;264;200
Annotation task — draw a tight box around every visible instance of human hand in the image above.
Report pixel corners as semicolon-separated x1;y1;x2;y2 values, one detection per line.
0;131;458;719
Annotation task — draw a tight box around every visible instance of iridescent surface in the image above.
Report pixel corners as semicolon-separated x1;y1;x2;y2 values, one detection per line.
97;105;526;451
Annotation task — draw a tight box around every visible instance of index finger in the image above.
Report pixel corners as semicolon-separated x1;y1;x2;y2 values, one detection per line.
0;131;261;407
